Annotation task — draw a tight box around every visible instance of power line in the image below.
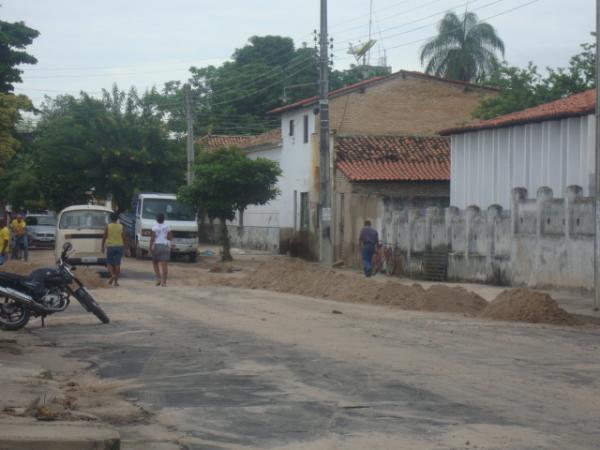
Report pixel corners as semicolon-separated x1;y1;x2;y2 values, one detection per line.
20;0;541;108
334;0;509;47
332;0;445;36
371;0;541;56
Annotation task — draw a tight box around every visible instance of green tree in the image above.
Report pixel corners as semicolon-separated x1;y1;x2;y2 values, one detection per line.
420;11;504;82
0;19;40;93
150;35;392;137
32;87;185;210
0;93;32;172
473;41;596;119
0;142;46;211
178;147;281;261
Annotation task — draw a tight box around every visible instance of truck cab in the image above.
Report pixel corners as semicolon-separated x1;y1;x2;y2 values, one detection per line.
121;193;198;262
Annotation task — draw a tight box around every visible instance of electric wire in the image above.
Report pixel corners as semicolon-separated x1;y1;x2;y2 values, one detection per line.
18;0;542;112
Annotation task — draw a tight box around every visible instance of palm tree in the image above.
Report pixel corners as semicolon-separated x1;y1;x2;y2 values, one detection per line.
420;11;505;82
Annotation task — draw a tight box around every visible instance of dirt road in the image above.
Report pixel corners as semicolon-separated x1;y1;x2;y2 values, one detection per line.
2;252;600;449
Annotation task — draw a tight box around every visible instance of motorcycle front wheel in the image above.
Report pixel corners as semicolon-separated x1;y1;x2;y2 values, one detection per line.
73;287;110;324
0;297;31;331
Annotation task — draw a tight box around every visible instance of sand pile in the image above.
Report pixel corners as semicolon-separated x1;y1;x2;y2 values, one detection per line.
0;260;108;290
419;285;488;315
225;259;487;315
220;259;582;326
479;289;581;326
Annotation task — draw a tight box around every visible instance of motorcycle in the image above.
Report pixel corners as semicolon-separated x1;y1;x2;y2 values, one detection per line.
0;242;109;330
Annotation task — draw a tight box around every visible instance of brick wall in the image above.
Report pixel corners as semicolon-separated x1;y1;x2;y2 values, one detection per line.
328;73;495;136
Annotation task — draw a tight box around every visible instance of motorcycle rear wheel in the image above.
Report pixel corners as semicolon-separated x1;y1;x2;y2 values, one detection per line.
0;297;31;331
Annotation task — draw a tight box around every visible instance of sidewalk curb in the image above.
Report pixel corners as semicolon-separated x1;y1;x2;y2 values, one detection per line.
0;421;120;450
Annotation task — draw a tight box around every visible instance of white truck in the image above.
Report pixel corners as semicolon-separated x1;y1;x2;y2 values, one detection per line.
120;193;198;262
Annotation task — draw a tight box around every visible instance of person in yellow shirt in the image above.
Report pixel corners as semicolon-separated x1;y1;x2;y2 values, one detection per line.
101;212;128;287
0;219;10;265
10;214;28;261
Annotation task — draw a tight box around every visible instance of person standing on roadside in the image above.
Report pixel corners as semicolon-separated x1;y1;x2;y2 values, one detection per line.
10;214;28;261
358;220;379;277
149;213;172;287
0;219;10;265
101;212;128;287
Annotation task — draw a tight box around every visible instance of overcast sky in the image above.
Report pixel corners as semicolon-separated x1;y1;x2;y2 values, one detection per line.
3;0;594;107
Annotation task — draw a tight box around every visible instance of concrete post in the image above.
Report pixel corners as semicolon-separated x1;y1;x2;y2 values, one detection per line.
536;187;554;237
532;187;554;286
565;185;583;239
424;207;439;251
465;205;481;261
445;207;460;253
487;205;502;279
510;187;528;235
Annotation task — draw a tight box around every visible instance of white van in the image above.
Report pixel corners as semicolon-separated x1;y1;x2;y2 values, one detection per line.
54;205;113;266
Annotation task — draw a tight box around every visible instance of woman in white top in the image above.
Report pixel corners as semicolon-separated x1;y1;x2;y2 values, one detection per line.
149;213;173;287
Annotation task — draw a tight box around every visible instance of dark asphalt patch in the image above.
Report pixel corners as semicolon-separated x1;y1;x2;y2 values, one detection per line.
47;304;510;449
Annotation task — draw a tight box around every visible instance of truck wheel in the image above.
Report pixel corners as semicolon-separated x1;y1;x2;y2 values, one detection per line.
188;252;197;263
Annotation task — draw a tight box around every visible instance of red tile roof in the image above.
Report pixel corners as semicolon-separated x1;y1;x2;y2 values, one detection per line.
197;134;254;151
197;129;281;152
336;135;449;182
269;70;498;115
440;89;596;135
238;128;282;149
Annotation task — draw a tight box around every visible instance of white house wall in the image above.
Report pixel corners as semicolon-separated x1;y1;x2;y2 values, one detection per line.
242;146;282;228
279;107;315;229
450;114;595;209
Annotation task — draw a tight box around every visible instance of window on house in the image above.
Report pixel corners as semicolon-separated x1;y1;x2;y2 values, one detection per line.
289;119;295;137
300;192;309;230
303;114;309;143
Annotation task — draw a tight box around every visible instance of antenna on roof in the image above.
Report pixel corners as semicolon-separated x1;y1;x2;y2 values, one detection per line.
376;21;388;69
367;0;374;65
347;40;377;66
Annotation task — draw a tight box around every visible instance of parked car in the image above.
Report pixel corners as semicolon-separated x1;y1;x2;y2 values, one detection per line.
54;205;112;266
26;214;57;247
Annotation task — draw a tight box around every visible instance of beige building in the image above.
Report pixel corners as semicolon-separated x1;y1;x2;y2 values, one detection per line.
267;70;498;262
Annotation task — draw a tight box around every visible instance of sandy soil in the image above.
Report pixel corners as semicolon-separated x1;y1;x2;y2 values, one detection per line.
158;254;586;326
2;250;600;449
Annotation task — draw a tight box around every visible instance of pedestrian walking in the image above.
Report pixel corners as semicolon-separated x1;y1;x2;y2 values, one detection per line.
0;219;10;265
10;214;28;261
101;212;128;287
358;220;379;277
149;213;172;287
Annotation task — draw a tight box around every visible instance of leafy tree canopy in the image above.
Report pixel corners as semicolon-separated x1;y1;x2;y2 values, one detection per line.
473;41;595;119
179;147;281;260
0;19;40;93
27;86;185;210
149;35;391;136
0;92;32;173
420;11;504;82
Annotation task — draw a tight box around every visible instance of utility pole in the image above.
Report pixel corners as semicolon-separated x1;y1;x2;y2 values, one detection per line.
184;83;195;186
319;0;333;266
594;0;600;310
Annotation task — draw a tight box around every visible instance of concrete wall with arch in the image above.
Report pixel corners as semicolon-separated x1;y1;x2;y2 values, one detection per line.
380;185;594;291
